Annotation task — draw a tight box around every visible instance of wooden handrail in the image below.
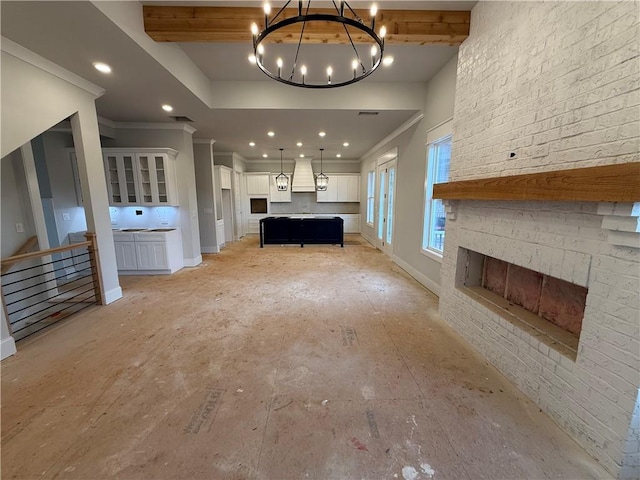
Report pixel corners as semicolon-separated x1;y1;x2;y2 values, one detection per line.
0;241;91;269
1;236;39;274
433;162;640;203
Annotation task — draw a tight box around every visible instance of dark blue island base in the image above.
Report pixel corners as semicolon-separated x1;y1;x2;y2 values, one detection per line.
259;217;344;248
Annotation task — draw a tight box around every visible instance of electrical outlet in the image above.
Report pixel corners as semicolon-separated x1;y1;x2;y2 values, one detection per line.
62;213;70;221
16;223;24;233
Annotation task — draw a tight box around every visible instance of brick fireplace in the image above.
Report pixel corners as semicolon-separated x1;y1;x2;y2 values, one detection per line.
437;1;639;478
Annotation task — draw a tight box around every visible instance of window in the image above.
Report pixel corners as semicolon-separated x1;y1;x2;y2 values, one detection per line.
366;170;375;225
422;134;451;255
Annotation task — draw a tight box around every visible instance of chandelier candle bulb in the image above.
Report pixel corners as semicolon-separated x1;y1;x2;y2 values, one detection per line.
352;59;358;78
301;65;307;84
277;57;283;77
327;66;333;84
251;22;259;36
380;26;387;38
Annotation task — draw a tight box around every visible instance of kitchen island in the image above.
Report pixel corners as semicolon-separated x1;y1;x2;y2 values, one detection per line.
259;217;343;248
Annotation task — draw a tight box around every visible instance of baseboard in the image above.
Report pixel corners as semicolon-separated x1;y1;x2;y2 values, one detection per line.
104;286;123;305
184;255;203;267
392;255;440;297
361;233;376;247
201;246;220;254
1;336;17;360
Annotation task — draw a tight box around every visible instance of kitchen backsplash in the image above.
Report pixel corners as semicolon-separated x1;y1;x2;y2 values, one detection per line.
109;206;180;229
270;193;360;215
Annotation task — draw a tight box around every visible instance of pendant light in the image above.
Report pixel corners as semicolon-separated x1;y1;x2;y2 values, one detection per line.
275;148;289;191
316;148;329;191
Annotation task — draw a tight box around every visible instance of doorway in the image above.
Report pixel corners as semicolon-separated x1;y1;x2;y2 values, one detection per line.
376;158;397;256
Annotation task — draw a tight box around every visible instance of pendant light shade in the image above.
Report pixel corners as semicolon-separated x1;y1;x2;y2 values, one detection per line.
315;148;329;191
275;148;289;191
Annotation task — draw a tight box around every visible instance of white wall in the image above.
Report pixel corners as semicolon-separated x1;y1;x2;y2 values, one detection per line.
439;2;639;477
360;56;458;295
102;126;202;266
41;132;87;243
194;141;219;253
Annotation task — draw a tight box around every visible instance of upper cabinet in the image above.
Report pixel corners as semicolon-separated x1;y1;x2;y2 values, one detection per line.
219;166;232;190
245;173;270;195
270;174;292;203
103;148;179;206
317;174;360;203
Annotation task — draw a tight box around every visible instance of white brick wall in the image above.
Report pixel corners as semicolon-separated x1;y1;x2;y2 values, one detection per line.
440;2;640;478
450;1;639;181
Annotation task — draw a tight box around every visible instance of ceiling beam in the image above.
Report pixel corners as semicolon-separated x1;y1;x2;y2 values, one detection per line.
143;6;470;45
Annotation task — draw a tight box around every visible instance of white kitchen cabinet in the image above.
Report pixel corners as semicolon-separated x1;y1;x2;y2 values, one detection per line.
337;176;360;202
316;175;360;203
246;173;270;195
113;229;183;274
339;214;361;233
114;241;138;270
219;166;232;190
103;148;179;206
103;152;139;205
136;242;168;270
270;174;292;202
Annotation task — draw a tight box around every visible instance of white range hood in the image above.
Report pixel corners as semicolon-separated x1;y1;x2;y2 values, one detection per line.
291;158;317;192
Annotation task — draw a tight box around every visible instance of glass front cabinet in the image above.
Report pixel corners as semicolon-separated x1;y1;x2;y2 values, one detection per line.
102;148;179;206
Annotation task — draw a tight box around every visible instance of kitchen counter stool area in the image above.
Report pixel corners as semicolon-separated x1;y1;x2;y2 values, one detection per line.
259;217;344;248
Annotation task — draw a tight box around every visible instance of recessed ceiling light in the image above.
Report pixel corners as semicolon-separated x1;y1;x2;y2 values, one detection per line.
383;56;394;66
336;154;342;158
296;142;303;147
299;154;305;158
268;131;275;137
319;131;326;137
249;142;256;147
162;104;173;112
343;142;349;147
93;62;112;74
263;154;268;158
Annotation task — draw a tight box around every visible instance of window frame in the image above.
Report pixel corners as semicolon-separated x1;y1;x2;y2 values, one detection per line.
421;119;453;261
366;170;375;226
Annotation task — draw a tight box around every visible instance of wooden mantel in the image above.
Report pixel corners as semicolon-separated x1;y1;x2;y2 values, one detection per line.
433;162;640;203
143;6;470;45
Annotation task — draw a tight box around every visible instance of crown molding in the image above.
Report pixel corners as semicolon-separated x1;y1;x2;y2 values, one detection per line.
193;139;216;145
1;37;105;98
113;122;197;134
361;111;424;160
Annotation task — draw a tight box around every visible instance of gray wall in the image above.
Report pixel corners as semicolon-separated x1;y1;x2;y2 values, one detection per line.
360;55;458;295
41;132;87;244
194;142;218;252
1;149;37;258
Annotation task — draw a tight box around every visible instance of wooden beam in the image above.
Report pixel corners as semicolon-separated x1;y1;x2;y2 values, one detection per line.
432;163;640;203
143;6;470;45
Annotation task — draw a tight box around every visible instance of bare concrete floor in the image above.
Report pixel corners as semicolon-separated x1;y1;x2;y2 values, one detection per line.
2;236;609;479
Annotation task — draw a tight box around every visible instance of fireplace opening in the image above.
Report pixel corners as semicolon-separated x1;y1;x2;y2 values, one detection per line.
456;248;588;360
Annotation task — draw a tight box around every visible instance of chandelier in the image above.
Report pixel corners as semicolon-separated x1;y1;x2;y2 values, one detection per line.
275;148;289;191
250;1;387;88
316;148;329;191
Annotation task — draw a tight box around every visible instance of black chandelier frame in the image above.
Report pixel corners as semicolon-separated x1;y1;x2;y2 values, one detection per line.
252;1;385;89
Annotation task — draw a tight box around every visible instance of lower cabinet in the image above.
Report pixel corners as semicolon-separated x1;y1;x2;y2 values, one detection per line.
114;241;138;270
136;242;168;270
113;229;183;274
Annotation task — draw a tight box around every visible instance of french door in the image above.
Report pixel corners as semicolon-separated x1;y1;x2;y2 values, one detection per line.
376;159;397;256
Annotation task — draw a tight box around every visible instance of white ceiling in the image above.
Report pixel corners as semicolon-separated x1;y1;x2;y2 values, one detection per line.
1;0;475;160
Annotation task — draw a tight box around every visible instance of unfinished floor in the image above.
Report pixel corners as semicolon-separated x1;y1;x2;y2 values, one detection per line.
1;236;609;479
